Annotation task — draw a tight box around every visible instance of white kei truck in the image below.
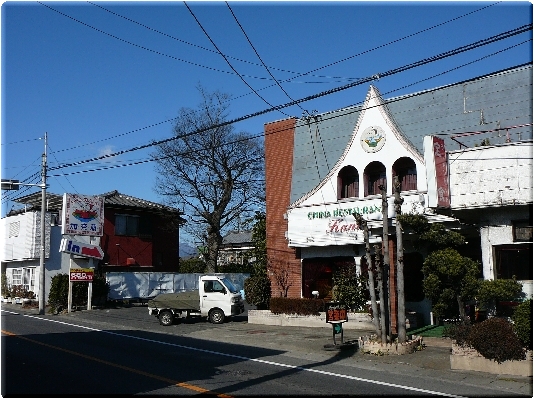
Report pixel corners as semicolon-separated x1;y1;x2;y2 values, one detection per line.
147;275;245;326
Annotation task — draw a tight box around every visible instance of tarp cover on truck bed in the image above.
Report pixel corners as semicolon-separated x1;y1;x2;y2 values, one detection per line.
147;291;200;310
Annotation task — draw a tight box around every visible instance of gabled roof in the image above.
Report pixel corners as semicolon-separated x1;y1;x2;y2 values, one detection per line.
8;190;185;223
290;63;533;204
222;230;253;246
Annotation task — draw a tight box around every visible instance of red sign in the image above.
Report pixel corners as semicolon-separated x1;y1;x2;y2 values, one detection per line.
69;268;94;282
433;136;450;208
325;302;348;323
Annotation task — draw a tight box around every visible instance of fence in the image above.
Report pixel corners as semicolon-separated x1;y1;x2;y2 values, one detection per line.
106;272;250;301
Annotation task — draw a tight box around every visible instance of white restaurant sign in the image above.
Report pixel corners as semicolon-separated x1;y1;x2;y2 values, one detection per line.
287;194;426;247
62;194;104;236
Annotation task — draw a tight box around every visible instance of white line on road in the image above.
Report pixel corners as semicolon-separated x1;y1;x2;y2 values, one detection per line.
2;310;460;397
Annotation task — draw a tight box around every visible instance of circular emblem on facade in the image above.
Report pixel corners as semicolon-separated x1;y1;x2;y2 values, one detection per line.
360;126;386;153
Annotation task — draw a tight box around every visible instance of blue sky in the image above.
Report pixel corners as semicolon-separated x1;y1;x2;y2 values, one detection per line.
1;1;532;245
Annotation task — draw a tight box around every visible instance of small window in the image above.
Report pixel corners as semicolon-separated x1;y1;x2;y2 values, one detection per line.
115;215;140;236
364;161;386;196
392;157;417;192
12;269;22;285
513;220;533;242
337;166;359;199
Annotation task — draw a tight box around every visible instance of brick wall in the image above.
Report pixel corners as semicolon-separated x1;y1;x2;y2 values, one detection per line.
264;118;302;299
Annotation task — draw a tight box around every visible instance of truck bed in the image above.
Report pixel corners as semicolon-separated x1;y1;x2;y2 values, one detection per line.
147;291;201;310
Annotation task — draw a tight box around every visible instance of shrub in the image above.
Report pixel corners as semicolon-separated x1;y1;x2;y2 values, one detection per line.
1;273;10;297
179;258;206;273
48;273;110;313
512;299;532;350
331;269;368;312
10;285;31;298
269;297;324;316
477;278;523;304
467;318;526;363
218;262;252;274
443;322;472;346
244;274;271;310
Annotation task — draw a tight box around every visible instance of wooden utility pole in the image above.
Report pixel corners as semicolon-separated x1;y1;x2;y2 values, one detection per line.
353;213;380;337
394;176;407;342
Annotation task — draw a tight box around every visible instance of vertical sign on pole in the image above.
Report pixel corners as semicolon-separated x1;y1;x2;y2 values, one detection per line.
61;194;104;312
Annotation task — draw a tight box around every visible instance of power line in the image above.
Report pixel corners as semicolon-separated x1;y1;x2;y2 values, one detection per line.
49;58;533;178
87;1;356;82
38;1;274;82
47;24;532;173
183;1;290;117
224;1;306;114
227;2;504;101
26;1;507;157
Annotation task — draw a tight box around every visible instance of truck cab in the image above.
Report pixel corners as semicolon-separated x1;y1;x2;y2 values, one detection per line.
199;275;244;323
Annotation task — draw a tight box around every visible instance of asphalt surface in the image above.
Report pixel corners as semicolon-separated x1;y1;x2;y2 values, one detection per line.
2;301;532;397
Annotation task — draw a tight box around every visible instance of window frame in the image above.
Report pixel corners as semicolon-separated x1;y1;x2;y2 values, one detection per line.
115;214;140;236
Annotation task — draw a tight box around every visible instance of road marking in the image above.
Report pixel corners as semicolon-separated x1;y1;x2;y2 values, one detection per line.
2;310;459;397
1;327;231;398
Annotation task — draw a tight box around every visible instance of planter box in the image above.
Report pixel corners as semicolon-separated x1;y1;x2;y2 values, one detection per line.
358;335;423;355
451;343;533;377
247;310;375;330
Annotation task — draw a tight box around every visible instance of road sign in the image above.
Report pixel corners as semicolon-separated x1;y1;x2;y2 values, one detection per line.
1;180;20;190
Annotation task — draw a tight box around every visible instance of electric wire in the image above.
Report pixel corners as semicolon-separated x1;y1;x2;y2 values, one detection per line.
44;38;530;165
225;1;306;114
37;2;519;156
37;1;274;82
46;25;532;173
227;2;504;101
183;1;290;117
87;1;355;82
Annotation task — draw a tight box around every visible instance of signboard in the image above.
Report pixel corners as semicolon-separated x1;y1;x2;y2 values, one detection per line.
325;302;348;323
60;238;104;259
286;193;426;247
69;268;94;282
432;136;450;208
62;194;104;236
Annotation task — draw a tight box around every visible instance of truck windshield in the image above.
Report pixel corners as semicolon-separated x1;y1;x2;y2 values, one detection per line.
221;278;239;294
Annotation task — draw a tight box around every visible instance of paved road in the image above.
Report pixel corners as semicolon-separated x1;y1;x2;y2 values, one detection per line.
1;302;532;397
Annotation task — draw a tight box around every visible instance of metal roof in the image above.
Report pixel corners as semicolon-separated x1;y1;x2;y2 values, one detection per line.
222;230;253;245
290;64;533;204
8;190;185;222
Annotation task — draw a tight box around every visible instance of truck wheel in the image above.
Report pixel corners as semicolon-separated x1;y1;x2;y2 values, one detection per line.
208;308;225;324
159;310;174;326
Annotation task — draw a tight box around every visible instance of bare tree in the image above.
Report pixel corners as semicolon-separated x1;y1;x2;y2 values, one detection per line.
268;257;292;297
394;176;407;342
152;87;265;273
353;213;381;337
379;184;391;341
374;244;388;344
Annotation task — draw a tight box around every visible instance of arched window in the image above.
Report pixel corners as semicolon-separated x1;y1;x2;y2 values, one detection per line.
337;166;359;199
392;157;417;192
364;161;386;196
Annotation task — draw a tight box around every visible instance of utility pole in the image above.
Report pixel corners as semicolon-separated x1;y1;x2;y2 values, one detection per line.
38;132;48;315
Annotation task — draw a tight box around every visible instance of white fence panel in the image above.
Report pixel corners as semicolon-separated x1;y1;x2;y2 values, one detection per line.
106;272;250;300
